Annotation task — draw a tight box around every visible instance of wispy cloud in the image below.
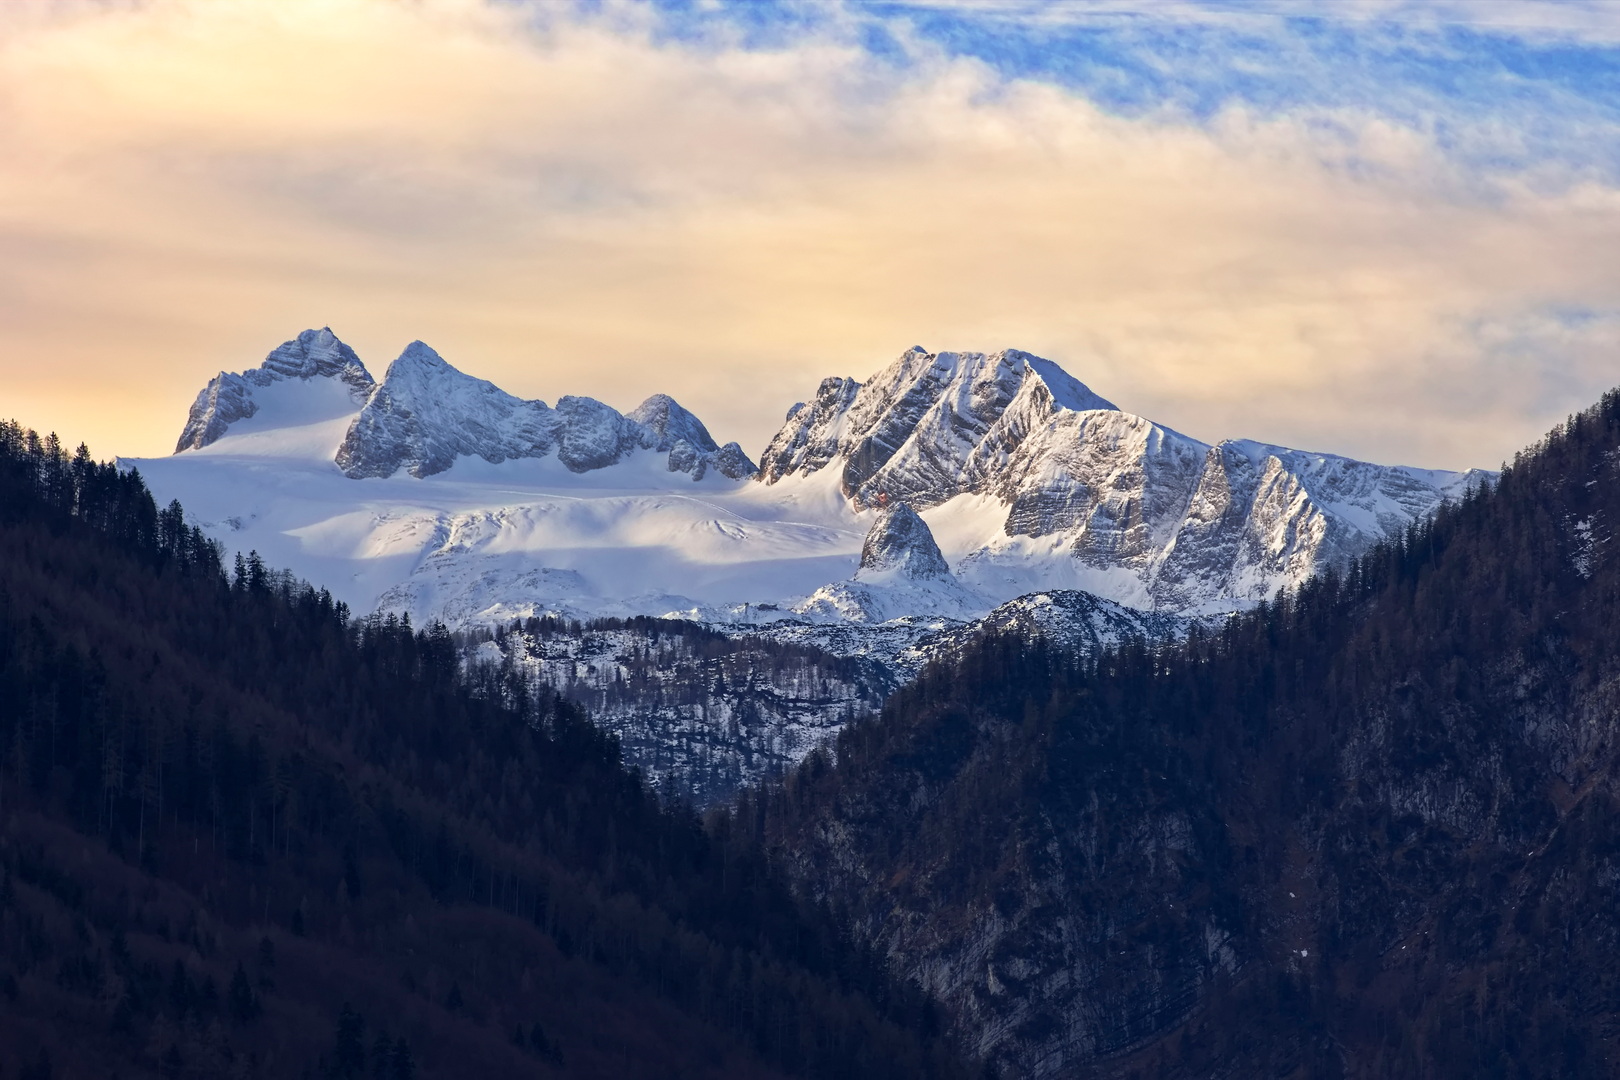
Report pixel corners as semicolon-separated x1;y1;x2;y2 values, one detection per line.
0;0;1616;469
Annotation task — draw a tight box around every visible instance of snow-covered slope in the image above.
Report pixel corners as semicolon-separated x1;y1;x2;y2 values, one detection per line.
762;346;1489;614
175;327;373;452
139;331;845;628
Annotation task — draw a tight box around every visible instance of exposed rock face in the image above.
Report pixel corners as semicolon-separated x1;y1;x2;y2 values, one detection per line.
760;347;1115;507
761;346;1486;612
859;503;950;580
629;393;720;453
332;342;756;480
335;341;559;478
757;376;864;483
704;441;759;480
1149;439;1475;609
175;327;373;451
552;393;645;473
665;438;759;481
790;503;975;622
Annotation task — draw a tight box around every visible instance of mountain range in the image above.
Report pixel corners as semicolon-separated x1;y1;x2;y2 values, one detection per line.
133;329;1487;635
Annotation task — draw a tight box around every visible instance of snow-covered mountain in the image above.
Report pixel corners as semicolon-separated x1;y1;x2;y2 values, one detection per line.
332;341;759;481
760;346;1489;613
132;329;1488;635
136;329;853;628
176;327;374;452
126;329;1490;807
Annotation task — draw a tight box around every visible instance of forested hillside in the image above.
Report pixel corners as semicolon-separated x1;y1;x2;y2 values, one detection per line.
464;617;893;807
759;394;1620;1078
0;422;967;1079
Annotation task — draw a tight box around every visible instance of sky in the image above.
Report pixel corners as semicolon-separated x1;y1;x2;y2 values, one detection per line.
2;0;1619;470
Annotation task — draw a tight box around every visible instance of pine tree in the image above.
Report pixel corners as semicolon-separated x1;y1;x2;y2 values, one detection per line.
330;1003;365;1078
228;961;259;1023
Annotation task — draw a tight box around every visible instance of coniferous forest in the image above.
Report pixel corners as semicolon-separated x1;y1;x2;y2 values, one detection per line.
0;420;966;1079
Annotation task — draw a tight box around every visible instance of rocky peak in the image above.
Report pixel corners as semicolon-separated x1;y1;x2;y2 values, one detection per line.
757;346;1116;509
629;394;720;454
858;503;951;581
760;345;1485;614
175;327;373;452
757;376;863;484
329;342;756;481
335;342;559;479
260;327;373;391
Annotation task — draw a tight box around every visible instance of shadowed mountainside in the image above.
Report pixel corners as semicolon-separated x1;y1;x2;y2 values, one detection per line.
0;423;966;1080
755;392;1620;1078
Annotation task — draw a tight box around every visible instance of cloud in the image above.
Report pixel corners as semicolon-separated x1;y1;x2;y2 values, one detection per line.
0;0;1616;471
870;0;1620;38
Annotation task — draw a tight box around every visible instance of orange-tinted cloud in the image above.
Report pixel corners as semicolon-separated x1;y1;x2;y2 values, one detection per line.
1;0;1616;468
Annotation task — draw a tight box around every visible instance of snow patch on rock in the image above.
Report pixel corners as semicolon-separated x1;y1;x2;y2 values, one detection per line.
332;344;758;481
175;328;373;452
761;345;1490;614
858;503;951;580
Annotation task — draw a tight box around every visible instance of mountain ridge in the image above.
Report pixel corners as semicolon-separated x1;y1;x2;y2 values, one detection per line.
178;330;759;483
176;327;373;452
759;344;1487;614
139;329;1487;639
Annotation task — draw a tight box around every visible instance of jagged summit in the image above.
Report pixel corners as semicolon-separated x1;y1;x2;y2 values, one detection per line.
154;332;1488;630
858;503;950;581
175;327;373;452
333;343;758;481
629;394;720;453
334;341;562;478
760;344;1488;613
173;330;755;483
758;346;1116;506
629;393;759;480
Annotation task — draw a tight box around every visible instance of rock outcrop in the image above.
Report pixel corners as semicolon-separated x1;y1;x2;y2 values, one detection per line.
175;327;374;451
858;503;951;580
328;343;757;480
761;346;1486;612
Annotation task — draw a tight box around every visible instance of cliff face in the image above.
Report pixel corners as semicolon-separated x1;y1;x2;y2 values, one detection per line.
175;327;373;452
765;394;1620;1079
332;342;758;480
760;346;1484;614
